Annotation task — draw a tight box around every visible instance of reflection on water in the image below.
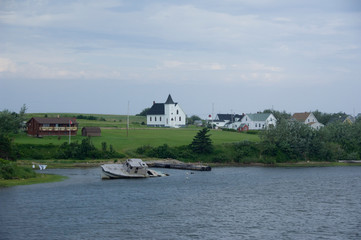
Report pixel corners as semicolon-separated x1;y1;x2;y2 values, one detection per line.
1;166;361;239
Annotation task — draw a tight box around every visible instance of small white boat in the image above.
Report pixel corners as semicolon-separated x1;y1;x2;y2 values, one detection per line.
101;159;168;179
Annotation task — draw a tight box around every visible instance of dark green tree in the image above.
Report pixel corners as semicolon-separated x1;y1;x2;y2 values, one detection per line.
0;104;27;134
262;109;291;123
136;108;150;116
0;134;13;160
189;128;213;154
187;115;202;125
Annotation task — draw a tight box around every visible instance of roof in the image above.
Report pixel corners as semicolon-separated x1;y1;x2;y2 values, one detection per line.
28;117;77;124
216;114;244;122
82;127;101;133
247;113;272;121
292;112;311;122
147;94;179;115
165;94;175;104
147;103;165;115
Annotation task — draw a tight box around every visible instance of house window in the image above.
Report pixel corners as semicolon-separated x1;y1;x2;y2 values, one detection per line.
155;117;157;121
160;117;162;121
150;117;152;121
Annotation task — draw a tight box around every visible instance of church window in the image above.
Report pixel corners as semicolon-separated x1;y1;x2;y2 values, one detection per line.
177;110;179;114
179;116;181;121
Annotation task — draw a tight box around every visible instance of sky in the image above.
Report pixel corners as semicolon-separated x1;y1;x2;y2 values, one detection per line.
1;0;361;118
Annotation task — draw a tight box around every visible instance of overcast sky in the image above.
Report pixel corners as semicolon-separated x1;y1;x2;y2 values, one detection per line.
1;0;360;118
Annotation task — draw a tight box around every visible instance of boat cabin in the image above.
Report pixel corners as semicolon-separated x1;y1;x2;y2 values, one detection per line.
125;159;148;175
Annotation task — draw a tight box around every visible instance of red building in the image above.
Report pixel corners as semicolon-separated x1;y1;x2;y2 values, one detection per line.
26;117;78;137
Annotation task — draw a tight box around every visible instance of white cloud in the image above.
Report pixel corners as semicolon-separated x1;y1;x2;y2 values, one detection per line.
0;58;16;73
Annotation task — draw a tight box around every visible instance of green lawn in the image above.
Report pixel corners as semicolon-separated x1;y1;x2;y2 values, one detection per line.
14;128;260;152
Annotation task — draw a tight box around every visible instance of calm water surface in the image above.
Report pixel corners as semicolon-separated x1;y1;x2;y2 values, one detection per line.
1;166;361;240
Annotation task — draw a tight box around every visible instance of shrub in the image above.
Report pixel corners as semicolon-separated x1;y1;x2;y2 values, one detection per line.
0;158;36;179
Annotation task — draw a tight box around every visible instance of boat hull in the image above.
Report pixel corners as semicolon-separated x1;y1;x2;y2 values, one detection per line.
101;164;147;179
100;161;168;179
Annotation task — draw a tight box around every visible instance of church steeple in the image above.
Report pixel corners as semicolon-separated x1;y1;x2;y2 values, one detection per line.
165;94;175;104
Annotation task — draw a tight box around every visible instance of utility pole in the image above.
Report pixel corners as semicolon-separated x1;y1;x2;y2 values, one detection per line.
212;103;214;129
127;101;129;137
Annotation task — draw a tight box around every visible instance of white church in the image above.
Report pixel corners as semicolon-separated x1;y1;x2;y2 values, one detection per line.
146;94;187;128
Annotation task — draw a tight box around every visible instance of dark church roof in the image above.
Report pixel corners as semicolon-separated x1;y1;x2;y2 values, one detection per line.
147;94;176;115
147;103;165;115
165;94;175;104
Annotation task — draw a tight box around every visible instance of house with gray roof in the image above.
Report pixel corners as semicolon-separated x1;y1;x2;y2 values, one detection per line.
146;94;186;128
235;113;277;130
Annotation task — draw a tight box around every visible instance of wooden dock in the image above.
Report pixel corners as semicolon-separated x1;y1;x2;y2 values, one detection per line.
147;160;211;171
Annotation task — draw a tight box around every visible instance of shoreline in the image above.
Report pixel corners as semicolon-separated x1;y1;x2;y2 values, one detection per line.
16;158;361;169
3;159;360;188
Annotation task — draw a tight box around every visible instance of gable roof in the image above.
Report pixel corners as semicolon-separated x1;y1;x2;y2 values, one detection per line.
292;112;311;122
147;103;165;115
216;114;244;122
247;113;272;121
28;117;77;124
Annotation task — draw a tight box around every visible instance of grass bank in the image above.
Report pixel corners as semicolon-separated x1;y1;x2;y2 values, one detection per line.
0;173;68;188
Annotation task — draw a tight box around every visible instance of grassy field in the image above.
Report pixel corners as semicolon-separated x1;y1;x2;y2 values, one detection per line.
14;128;260;153
19;113;260;152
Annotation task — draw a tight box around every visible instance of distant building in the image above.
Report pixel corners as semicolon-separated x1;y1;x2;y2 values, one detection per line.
213;114;244;129
236;113;276;130
292;112;324;130
82;127;101;137
146;94;186;128
26;117;78;137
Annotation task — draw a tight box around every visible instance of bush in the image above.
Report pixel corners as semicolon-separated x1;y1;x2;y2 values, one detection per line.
56;138;122;160
0;158;36;179
150;144;176;159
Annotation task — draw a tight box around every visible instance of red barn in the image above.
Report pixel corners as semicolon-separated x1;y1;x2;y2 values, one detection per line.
26;117;78;137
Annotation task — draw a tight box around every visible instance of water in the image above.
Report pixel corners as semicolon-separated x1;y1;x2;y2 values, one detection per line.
1;166;361;240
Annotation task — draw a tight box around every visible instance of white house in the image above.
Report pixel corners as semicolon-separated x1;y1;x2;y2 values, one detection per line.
292;112;324;130
146;94;186;128
213;114;244;129
234;113;277;130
